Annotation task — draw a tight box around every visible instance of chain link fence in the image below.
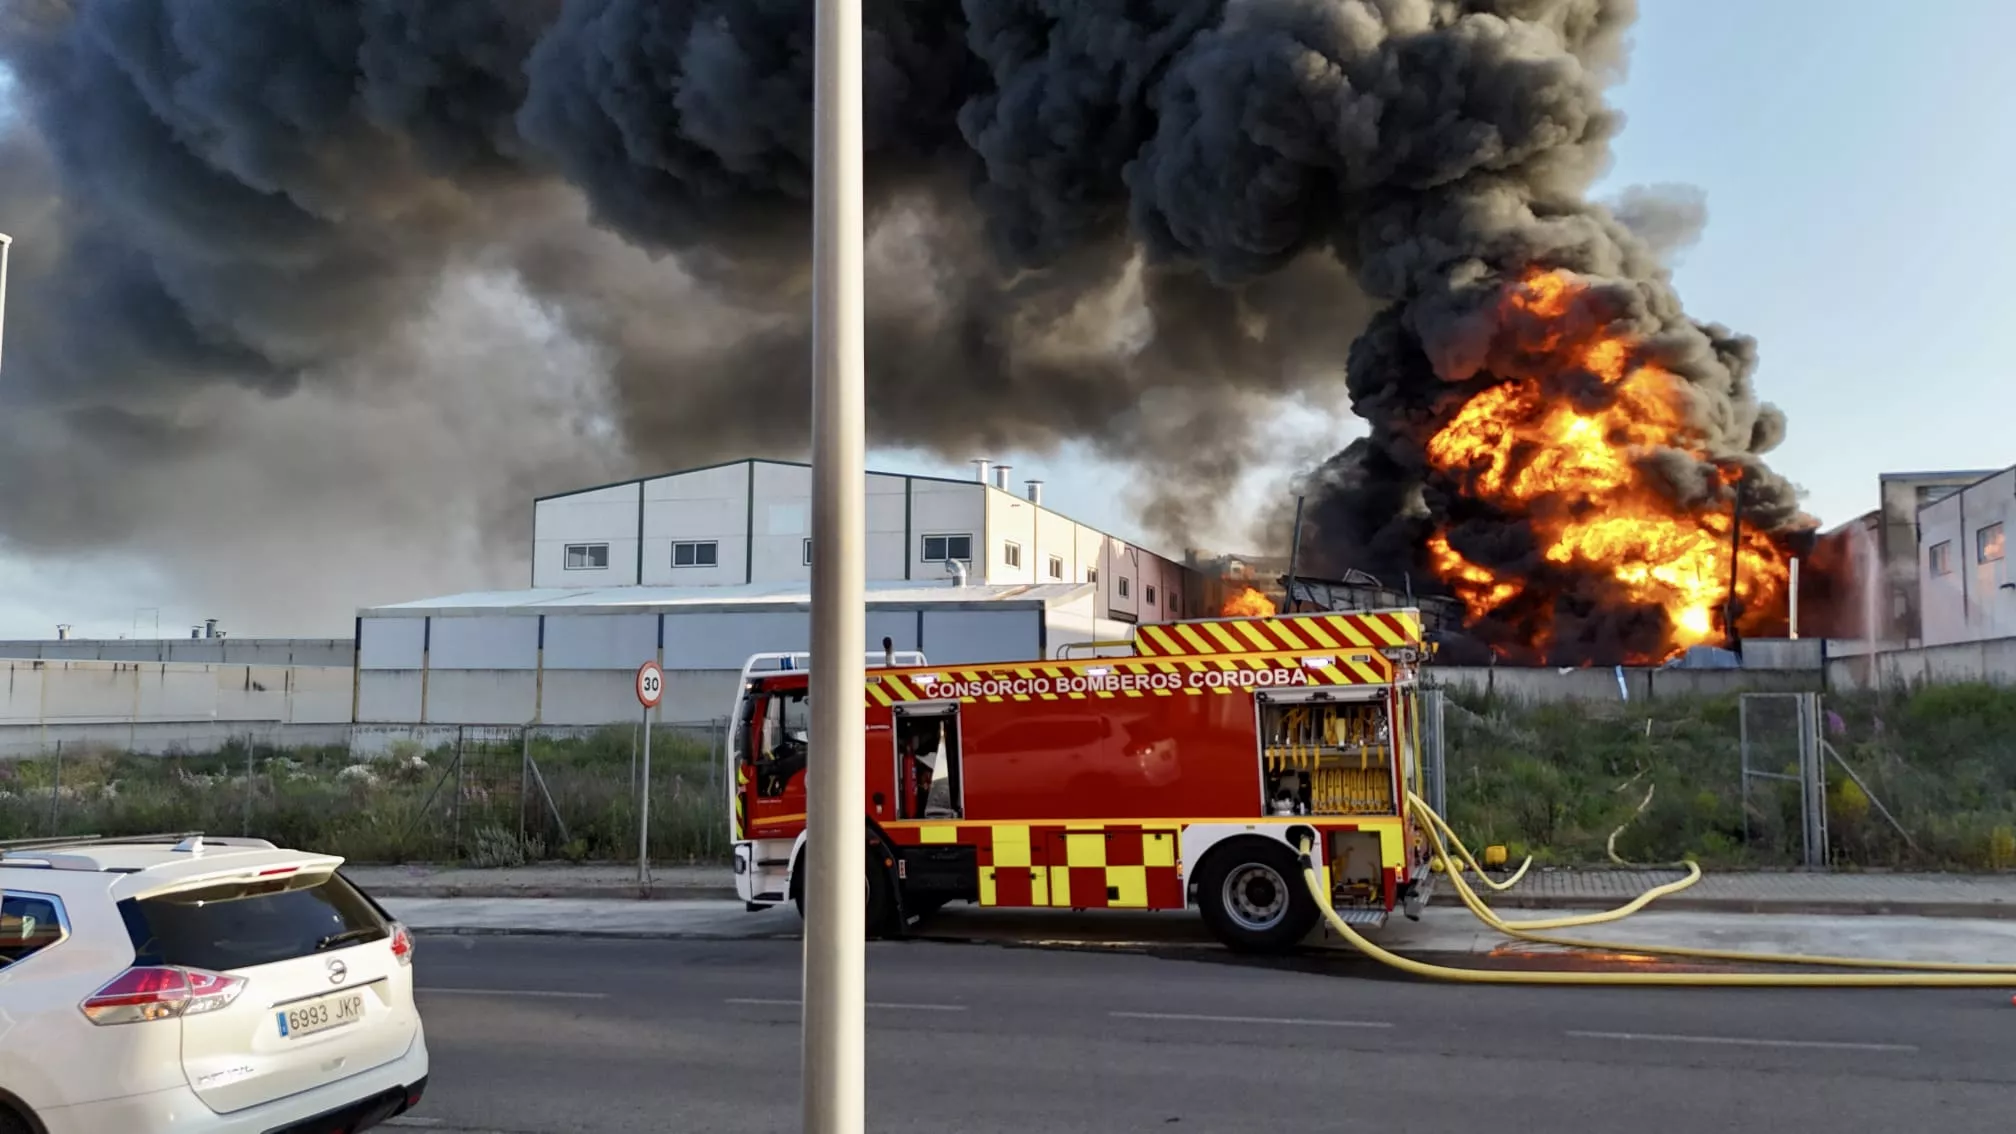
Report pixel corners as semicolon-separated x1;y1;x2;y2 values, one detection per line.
0;721;732;867
1436;681;2016;871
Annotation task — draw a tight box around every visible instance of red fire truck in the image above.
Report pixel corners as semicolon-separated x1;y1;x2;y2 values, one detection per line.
728;609;1434;952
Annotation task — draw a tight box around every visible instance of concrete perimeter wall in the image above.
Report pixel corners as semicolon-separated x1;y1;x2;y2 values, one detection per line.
0;638;353;666
1425;665;1823;704
1;659;353;758
1825;637;2016;692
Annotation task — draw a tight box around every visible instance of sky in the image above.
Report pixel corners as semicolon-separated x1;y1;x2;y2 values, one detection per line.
4;1;2014;640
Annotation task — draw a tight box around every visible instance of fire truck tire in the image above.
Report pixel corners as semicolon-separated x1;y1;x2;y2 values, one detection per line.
1195;838;1320;953
790;846;898;938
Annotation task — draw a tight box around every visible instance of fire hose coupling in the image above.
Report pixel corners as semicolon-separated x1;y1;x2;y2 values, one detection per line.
1288;826;1318;870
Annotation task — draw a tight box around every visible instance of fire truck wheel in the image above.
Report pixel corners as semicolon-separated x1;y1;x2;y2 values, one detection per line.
1195;839;1319;953
790;847;898;938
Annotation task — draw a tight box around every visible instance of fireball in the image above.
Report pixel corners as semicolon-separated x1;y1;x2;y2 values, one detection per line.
1221;586;1277;618
1424;268;1793;662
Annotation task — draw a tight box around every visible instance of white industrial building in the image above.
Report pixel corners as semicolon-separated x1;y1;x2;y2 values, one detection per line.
1919;462;2014;646
355;459;1205;726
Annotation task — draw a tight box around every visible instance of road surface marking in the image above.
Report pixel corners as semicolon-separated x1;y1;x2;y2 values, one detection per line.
1111;1011;1392;1029
724;997;967;1012
1565;1030;1917;1053
418;987;610;1000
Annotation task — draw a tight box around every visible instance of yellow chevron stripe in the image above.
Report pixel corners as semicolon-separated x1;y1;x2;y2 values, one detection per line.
1267;618;1309;650
1295;618;1341;649
1323;614;1374;647
867;683;892;707
1204;621;1246;653
1233;620;1275;652
1140;625;1181;654
1362;614;1405;647
1175;623;1217;655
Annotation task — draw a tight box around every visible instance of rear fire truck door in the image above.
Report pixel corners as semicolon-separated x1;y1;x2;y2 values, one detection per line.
890;702;981;906
891;701;963;819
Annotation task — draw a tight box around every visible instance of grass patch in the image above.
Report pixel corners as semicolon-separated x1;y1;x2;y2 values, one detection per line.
1443;683;2016;870
9;683;2015;871
0;726;729;866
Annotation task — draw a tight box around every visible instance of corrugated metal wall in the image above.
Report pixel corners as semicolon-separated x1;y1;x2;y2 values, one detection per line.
350;605;1047;725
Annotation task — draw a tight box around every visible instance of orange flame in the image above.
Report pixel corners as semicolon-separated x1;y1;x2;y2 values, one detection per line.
1221;586;1277;618
1424;268;1791;662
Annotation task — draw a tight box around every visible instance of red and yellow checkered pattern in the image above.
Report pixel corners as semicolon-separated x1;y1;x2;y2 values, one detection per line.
1134;610;1422;658
862;652;1393;707
884;822;1184;910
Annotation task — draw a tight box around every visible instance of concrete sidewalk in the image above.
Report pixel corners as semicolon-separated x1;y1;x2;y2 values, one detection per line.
379;896;2016;966
345;861;2016;920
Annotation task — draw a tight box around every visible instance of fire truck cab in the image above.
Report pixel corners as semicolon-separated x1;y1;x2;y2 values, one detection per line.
728;609;1434;953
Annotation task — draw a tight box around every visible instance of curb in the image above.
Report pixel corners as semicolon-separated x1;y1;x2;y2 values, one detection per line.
367;884;739;902
1429;893;2016;921
411;925;798;941
375;887;2016;922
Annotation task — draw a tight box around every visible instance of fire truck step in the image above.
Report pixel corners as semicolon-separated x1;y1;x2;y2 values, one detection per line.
1326;908;1390;929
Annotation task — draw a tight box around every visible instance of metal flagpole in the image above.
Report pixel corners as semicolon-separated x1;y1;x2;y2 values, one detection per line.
0;232;13;373
803;0;867;1130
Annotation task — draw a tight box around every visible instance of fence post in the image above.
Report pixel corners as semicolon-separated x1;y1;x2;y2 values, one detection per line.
452;726;466;861
48;739;63;835
706;716;721;814
1799;692;1829;868
519;726;532;858
637;712;653;885
243;734;255;837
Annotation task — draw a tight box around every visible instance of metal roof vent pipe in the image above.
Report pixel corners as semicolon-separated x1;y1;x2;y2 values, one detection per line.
204;618;219;639
1025;479;1044;506
946;558;969;587
971;458;991;484
992;464;1012;490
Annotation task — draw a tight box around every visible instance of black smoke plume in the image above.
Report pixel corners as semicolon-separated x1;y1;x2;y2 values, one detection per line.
0;0;1802;651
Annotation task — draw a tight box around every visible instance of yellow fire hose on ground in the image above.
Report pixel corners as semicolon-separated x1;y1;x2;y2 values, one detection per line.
1294;796;2016;987
1407;792;2016;973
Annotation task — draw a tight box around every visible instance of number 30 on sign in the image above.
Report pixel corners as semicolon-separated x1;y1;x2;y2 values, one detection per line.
635;660;664;710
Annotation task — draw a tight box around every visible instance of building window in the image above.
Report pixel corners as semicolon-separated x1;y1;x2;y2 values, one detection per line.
921;533;973;562
672;540;719;568
1118;577;1131;598
1003;541;1022;569
803;537;813;566
564;543;610;570
1047;555;1064;580
1981;522;2006;564
1930;541;1953;576
1145;584;1157;605
1087;568;1099;583
1170;590;1179;610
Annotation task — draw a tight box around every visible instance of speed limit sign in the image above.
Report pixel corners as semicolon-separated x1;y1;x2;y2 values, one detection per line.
635;660;664;709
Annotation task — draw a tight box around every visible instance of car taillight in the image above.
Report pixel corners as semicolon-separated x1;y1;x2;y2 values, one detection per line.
80;966;246;1025
389;921;414;966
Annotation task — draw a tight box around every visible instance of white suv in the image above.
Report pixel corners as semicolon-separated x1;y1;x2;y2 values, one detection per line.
0;834;429;1133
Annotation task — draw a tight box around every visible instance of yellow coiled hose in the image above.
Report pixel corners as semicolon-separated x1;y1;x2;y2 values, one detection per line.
1292;796;2016;986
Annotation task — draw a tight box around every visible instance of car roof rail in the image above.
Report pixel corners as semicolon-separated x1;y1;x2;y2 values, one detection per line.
0;831;195;852
0;831;277;860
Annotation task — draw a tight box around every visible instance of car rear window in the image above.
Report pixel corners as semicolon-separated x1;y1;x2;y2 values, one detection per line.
120;870;388;971
1;893;67;968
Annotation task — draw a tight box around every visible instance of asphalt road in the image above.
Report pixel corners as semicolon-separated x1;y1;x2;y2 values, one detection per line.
394;935;2016;1134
